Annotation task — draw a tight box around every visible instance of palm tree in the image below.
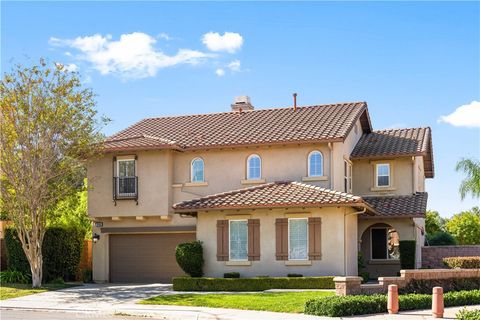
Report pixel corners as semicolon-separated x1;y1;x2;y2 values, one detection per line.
456;158;480;199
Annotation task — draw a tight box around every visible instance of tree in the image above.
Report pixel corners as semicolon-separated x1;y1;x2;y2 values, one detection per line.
456;158;480;199
425;210;445;235
0;60;106;287
445;208;480;245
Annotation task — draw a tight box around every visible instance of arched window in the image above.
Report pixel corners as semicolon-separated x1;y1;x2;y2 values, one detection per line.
308;151;323;177
247;154;261;180
191;157;204;182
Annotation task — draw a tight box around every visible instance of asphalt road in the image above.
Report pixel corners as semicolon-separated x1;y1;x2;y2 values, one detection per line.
0;309;169;320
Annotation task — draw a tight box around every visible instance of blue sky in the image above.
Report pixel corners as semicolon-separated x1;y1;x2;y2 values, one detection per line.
2;1;479;217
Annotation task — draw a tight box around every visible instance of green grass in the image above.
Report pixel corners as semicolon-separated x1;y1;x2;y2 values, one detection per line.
0;283;75;300
141;291;335;313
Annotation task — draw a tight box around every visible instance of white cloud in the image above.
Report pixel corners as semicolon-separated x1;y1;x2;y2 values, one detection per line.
227;59;241;72
54;62;78;72
158;32;172;41
202;32;243;53
215;68;225;76
49;32;213;79
439;101;480;128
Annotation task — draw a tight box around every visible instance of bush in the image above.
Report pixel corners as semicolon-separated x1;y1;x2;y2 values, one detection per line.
5;227;85;282
444;257;480;269
224;272;240;278
427;231;457;246
173;276;335;291
287;273;303;277
175;241;204;277
399;240;416;269
359;271;370;283
456;308;480;320
0;270;31;284
401;277;480;294
83;269;93;283
304;290;480;317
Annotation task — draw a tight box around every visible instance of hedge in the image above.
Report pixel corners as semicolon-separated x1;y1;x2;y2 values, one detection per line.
5;227;85;282
443;256;480;269
304;289;480;317
173;276;335;291
456;308;480;320
399;240;416;269
400;277;480;294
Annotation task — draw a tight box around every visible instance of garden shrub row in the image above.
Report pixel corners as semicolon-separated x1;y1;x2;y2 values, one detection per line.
304;289;480;317
443;256;480;269
173;276;335;291
400;277;480;294
456;308;480;320
4;227;85;282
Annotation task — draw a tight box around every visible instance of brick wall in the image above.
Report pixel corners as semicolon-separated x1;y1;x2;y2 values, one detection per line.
422;245;480;269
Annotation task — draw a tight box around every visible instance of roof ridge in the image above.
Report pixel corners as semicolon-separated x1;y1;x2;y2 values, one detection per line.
373;126;431;133
290;181;361;200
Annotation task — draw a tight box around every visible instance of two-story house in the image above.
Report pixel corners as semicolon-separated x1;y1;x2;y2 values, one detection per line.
88;97;433;283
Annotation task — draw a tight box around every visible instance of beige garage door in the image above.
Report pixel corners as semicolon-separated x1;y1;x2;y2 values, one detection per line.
109;233;196;283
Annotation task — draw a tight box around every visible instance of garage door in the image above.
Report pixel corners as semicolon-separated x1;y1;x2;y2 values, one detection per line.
109;233;196;283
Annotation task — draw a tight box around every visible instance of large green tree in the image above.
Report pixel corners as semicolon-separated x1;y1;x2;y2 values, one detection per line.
425;210;445;235
456;158;480;199
0;60;106;287
445;207;480;245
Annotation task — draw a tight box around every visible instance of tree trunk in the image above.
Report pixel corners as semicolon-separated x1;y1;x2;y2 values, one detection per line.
27;248;43;288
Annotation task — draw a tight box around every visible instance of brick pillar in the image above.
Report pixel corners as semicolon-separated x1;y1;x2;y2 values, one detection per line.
333;276;363;296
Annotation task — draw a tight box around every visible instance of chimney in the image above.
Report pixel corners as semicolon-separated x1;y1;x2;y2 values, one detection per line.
231;96;254;112
293;93;297;111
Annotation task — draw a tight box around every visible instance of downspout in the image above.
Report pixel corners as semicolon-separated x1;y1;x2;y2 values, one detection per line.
328;143;334;189
412;156;416;193
344;207;367;276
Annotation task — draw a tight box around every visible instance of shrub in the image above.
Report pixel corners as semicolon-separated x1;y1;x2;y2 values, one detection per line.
224;272;240;278
456;308;480;320
173;276;335;291
287;273;303;277
427;231;457;246
0;270;31;284
175;241;204;277
444;257;480;269
4;228;30;275
399;240;416;269
401;277;480;294
304;290;480;317
359;271;370;283
83;269;93;283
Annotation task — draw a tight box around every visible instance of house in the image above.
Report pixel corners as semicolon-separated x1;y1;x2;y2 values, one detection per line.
88;97;434;283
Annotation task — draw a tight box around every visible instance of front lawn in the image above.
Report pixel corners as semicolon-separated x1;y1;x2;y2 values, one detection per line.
141;291;334;313
0;283;75;300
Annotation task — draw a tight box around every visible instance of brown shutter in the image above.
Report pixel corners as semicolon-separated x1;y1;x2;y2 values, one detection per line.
308;217;322;260
248;219;260;261
275;218;288;260
216;220;229;261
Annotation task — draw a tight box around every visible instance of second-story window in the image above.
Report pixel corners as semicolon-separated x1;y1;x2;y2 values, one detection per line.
117;158;136;196
344;160;352;193
376;163;390;187
191;157;205;182
247;154;261;180
308;151;323;177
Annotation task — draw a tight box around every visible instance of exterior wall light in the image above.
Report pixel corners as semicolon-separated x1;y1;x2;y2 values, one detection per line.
92;233;101;243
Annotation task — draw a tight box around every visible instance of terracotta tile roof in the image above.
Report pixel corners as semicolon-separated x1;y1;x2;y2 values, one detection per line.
350;127;434;178
361;192;428;218
172;181;376;214
104;102;372;152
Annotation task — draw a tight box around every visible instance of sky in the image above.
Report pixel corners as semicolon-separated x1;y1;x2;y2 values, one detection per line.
2;1;479;217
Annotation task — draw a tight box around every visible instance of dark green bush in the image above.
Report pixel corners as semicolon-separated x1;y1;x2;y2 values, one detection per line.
444;257;480;269
399;240;416;269
83;269;93;283
427;231;457;246
224;272;240;278
359;271;370;283
287;273;303;277
0;270;31;284
175;241;204;277
5;227;85;282
304;290;480;317
400;277;480;294
456;308;480;320
173;276;335;291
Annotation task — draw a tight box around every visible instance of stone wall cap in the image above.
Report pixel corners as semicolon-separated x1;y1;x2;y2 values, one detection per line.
333;276;363;282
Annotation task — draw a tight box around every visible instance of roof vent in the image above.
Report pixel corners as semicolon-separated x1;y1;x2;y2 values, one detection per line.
231;96;254;112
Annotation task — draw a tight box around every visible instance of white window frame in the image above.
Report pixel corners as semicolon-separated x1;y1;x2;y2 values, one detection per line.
308;151;324;177
246;154;262;180
229;219;248;261
370;227;399;261
288;218;309;261
344;160;353;193
375;163;391;187
190;157;205;183
116;158;136;196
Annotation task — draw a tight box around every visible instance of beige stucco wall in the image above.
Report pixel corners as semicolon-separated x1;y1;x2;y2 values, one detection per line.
196;207;359;278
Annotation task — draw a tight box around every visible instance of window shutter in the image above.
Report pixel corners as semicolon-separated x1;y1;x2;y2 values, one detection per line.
248;219;260;261
308;217;322;260
275;218;288;260
216;220;229;261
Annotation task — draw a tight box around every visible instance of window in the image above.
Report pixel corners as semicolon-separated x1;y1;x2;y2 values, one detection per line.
376;163;390;187
288;218;308;260
247;154;261;180
117;159;136;195
344;160;352;193
191;158;204;182
371;227;400;260
308;151;323;177
229;220;248;261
